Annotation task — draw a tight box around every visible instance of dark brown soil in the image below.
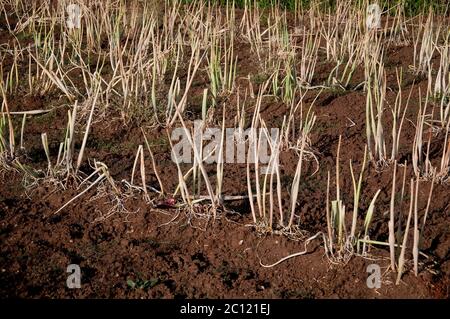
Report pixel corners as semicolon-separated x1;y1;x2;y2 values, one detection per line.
0;171;448;298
